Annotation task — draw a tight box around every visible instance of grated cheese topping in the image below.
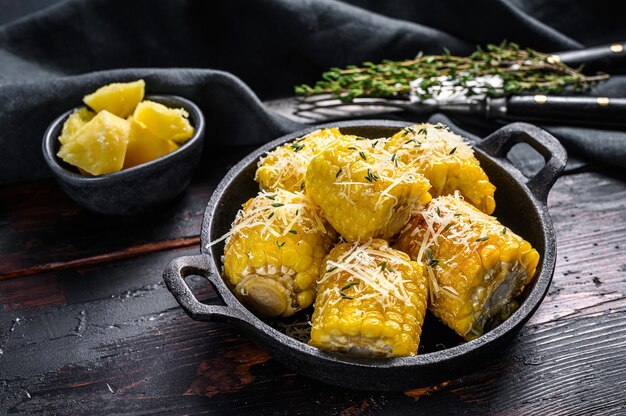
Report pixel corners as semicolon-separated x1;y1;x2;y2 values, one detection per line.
205;189;330;250
388;123;475;168
317;239;415;308
332;137;427;210
255;128;340;191
273;314;312;342
410;191;507;300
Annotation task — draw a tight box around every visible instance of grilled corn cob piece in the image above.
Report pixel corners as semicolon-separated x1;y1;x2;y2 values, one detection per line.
397;193;540;340
255;128;342;192
222;189;337;317
386;123;496;214
310;239;428;357
305;136;432;241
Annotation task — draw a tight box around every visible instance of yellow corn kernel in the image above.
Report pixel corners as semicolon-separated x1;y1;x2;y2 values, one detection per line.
294;255;313;273
249;248;266;269
381;320;402;338
500;241;519;262
306;136;431;241
519;241;533;257
309;239;428;357
397;194;540;340
386;123;496;214
255;128;342;192
428;162;448;194
222;189;337;317
281;248;299;267
296;240;313;256
294;272;314;290
361;318;384;338
480;244;501;270
297;290;315;309
227;253;249;276
387;312;404;323
265;248;282;269
340;313;363;337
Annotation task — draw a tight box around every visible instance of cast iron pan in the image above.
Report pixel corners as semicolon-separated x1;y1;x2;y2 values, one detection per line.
163;120;566;391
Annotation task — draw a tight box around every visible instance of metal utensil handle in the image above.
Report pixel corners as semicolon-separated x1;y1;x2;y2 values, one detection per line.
476;122;567;203
504;95;626;125
163;254;251;325
554;42;626;73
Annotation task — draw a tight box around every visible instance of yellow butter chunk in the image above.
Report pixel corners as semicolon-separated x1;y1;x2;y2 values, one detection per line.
83;79;145;118
58;107;96;144
123;117;179;169
133;100;194;144
57;111;130;175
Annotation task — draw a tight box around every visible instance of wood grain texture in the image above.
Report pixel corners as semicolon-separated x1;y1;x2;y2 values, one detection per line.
534;171;626;325
0;146;253;279
1;169;626;415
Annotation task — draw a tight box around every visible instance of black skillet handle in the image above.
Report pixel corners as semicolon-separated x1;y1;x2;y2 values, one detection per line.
501;95;626;126
551;42;626;73
163;254;251;325
476;123;567;203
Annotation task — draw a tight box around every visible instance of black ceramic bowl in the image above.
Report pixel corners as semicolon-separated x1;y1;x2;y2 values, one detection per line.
42;95;205;216
163;120;566;391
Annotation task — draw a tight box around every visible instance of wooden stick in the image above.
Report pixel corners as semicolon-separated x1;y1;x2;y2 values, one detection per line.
0;236;200;280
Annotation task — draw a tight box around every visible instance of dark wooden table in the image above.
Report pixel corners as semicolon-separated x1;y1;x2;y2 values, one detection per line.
2;114;626;415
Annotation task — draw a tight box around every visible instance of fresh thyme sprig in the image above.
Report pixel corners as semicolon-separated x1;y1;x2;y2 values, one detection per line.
295;41;608;102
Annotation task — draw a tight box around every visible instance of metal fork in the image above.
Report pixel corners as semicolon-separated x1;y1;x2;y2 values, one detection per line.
294;95;430;122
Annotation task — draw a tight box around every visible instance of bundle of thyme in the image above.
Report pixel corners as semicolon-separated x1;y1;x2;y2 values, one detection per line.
295;41;608;102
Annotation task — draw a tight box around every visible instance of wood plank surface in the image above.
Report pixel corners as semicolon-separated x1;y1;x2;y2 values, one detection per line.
0;146;254;279
2;169;626;415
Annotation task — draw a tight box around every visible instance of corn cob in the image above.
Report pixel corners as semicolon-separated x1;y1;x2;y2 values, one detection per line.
305;135;432;241
221;189;337;317
310;239;428;357
255;128;342;192
397;193;540;340
386;123;496;214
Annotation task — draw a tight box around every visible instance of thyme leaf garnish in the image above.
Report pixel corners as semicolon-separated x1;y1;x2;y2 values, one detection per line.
427;250;440;268
295;41;607;102
341;282;359;291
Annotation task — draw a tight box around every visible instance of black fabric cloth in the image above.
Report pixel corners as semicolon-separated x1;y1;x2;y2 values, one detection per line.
1;0;625;184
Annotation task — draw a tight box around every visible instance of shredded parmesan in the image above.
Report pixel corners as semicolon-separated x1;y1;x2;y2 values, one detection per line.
255;128;339;191
205;189;329;250
318;240;415;307
411;192;507;298
331;137;427;211
390;123;475;169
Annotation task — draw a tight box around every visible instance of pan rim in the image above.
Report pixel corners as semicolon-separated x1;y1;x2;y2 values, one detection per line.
199;119;556;369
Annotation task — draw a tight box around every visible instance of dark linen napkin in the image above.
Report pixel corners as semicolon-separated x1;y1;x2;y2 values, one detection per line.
1;0;625;184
